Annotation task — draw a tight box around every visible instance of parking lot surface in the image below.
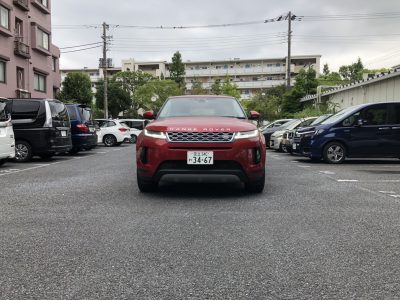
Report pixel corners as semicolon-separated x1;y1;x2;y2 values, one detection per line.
1;145;400;299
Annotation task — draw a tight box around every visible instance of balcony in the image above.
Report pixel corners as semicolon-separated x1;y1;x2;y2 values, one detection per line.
14;40;31;59
13;0;29;11
184;66;294;77
186;80;286;90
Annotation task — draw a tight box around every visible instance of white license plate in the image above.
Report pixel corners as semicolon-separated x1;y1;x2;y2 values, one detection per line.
61;130;67;137
89;127;95;133
292;143;297;150
187;151;214;165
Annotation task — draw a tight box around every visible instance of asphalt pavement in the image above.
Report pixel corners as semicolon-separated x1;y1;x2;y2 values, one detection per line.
1;144;400;299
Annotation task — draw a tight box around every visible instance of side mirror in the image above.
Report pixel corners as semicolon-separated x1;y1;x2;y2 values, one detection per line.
143;111;155;120
249;111;260;120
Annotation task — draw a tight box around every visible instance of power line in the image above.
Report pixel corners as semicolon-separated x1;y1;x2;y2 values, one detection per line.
61;45;102;54
59;42;103;49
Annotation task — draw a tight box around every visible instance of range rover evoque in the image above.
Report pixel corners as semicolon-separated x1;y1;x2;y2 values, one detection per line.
136;96;266;193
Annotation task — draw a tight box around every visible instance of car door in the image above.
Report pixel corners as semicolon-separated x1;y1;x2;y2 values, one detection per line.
345;104;390;157
387;103;400;156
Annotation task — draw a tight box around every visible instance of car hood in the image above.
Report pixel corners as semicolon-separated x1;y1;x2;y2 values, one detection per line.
296;126;317;133
271;130;285;137
147;116;256;133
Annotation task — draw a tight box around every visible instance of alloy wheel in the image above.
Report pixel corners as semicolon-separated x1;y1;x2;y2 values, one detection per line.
16;144;29;161
327;145;344;163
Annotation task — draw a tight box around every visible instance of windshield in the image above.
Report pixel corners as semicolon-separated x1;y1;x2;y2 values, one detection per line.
310;114;332;126
280;119;299;130
320;106;362;125
158;97;247;119
49;101;70;125
0;100;9;122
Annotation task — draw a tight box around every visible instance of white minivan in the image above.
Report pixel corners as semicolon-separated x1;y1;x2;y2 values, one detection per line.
0;98;15;166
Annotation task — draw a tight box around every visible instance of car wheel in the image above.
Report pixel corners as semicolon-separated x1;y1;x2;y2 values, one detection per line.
0;159;6;166
103;135;117;147
323;142;346;164
245;172;265;193
15;141;33;162
130;134;137;144
137;173;158;193
282;143;288;153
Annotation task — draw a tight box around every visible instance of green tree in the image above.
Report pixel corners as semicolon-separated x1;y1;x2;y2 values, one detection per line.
318;71;346;86
191;78;208;95
221;76;240;99
323;63;330;76
60;72;93;105
281;68;318;116
95;79;132;118
210;78;222;95
339;58;364;81
169;51;185;88
134;79;183;112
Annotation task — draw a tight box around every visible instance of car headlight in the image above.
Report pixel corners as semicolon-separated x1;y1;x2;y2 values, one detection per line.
144;129;166;139
235;130;259;140
314;129;325;136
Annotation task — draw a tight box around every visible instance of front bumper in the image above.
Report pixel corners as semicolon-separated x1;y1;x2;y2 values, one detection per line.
137;138;265;183
270;136;283;150
0;143;15;160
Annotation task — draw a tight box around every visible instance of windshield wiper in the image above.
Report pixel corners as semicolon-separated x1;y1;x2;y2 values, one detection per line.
221;116;246;119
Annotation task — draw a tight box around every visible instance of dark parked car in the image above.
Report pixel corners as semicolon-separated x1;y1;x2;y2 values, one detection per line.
299;102;400;163
66;104;97;153
7;99;72;162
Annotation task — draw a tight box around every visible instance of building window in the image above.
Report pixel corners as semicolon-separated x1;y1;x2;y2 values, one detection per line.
0;5;9;30
52;57;57;72
36;28;49;50
17;67;25;89
0;61;5;83
34;72;46;92
36;0;48;8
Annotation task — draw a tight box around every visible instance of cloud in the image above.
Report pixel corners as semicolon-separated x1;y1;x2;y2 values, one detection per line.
52;0;400;71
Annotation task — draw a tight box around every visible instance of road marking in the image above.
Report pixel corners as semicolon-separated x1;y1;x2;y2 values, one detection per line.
0;164;50;176
94;151;107;154
337;179;359;182
319;171;335;175
379;191;396;194
291;160;299;163
389;195;400;198
298;165;311;168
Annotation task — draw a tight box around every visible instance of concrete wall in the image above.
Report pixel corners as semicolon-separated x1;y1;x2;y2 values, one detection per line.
0;0;60;99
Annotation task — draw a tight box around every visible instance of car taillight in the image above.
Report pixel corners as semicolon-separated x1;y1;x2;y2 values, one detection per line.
77;123;90;133
118;128;128;132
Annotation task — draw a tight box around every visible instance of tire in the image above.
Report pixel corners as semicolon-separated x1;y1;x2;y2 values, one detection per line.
39;154;54;160
15;141;33;162
103;135;117;147
130;135;137;144
69;147;79;154
323;142;346;164
0;159;6;166
282;143;288;153
245;172;265;193
137;173;158;193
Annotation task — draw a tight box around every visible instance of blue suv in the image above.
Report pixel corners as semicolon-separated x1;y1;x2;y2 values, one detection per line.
299;102;400;163
66;104;97;154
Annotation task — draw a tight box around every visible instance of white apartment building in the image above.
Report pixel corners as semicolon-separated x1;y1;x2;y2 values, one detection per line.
61;55;321;101
122;55;321;99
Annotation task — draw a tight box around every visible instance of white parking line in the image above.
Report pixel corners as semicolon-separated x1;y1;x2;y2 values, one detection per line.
319;171;335;175
298;165;311;168
337;179;359;182
0;164;50;176
379;191;396;194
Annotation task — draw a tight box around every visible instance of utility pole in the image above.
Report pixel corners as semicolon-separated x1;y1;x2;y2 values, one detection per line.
286;11;292;89
102;22;109;118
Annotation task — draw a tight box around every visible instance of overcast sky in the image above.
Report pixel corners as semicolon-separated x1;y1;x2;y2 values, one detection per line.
52;0;400;72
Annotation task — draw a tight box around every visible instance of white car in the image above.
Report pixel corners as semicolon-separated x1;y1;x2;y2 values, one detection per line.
118;119;146;144
270;117;317;151
0;98;15;166
96;119;131;147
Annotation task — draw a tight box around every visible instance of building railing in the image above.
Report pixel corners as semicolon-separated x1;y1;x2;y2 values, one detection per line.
13;0;29;11
14;40;31;58
186;80;286;90
184;66;294;77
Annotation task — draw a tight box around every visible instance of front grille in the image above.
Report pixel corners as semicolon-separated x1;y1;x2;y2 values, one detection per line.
167;132;234;143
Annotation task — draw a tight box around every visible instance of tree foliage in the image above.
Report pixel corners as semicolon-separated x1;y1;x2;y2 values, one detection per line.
220;76;240;99
191;78;208;95
95;79;132;118
169;51;185;88
339;57;364;81
210;78;222;95
134;79;183;112
60;72;93;105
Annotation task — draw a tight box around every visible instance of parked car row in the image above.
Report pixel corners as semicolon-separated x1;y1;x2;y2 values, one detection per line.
0;98;146;166
266;102;400;164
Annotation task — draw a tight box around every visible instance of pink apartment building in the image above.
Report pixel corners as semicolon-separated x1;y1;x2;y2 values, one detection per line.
0;0;60;99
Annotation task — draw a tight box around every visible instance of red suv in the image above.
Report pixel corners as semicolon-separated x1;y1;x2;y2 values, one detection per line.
136;96;266;193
